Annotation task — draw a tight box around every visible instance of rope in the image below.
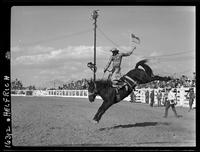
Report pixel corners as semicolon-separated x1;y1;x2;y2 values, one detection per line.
97;28;129;52
145;51;193;59
19;29;92;47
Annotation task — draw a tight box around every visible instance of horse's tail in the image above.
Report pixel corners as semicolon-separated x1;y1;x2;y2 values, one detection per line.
135;59;153;77
135;59;172;82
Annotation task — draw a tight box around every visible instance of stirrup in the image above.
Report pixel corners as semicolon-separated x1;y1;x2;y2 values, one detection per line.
112;84;124;89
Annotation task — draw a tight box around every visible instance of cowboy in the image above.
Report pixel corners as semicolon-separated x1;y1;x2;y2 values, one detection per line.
163;86;179;118
104;46;136;87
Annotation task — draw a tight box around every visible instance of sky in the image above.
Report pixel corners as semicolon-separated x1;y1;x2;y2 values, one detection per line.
11;6;195;87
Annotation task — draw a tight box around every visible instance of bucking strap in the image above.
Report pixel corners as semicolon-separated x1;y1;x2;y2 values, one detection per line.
124;75;137;90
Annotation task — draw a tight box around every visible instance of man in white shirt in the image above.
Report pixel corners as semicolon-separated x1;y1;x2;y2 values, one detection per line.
167;88;177;105
163;87;179;118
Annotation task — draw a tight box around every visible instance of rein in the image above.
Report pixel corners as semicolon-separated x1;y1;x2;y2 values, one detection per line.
88;91;97;96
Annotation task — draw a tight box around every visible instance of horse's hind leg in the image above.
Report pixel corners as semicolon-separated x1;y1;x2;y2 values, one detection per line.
93;102;113;123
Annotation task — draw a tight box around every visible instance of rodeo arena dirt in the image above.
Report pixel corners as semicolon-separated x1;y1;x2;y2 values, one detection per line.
11;88;196;147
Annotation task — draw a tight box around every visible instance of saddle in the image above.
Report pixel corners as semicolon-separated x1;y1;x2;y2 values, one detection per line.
111;79;129;101
111;75;137;101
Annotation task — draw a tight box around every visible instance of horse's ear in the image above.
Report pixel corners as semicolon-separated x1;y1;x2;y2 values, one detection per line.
85;78;92;86
85;79;89;86
85;78;94;87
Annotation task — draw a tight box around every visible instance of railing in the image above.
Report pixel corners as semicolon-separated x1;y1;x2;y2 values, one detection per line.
47;90;89;98
11;90;102;99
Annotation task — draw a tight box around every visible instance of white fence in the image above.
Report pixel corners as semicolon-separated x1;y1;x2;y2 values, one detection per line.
11;87;195;108
47;90;88;98
11;90;101;99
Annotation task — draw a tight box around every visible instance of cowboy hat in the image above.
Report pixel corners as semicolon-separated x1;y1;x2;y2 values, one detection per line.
110;48;119;53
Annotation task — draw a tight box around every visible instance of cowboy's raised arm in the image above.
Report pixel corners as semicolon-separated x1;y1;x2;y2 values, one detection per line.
104;56;113;73
121;46;136;57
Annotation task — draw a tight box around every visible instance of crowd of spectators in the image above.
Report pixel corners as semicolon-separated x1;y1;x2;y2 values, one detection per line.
136;75;195;89
56;74;195;90
52;74;195;90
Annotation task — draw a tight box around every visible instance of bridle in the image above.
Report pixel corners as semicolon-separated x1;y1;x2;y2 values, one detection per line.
88;91;97;96
88;82;98;96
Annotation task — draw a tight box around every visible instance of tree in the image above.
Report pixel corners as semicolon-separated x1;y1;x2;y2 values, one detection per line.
11;78;23;90
28;85;36;90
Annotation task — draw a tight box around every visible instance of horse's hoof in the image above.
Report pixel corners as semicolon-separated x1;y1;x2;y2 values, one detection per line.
91;119;98;124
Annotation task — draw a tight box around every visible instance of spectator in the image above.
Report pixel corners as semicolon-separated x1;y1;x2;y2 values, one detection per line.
163;87;179;118
163;89;168;106
187;88;196;112
145;90;149;104
150;90;154;107
157;90;162;107
130;91;136;102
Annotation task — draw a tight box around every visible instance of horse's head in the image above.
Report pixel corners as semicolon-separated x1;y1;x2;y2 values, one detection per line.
87;79;98;103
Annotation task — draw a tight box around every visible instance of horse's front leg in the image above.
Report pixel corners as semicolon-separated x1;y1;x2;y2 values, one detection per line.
92;101;113;123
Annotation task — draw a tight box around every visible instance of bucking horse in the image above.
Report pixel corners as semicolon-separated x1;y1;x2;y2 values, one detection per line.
87;59;171;123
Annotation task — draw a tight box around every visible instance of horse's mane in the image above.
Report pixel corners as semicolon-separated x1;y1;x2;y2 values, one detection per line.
95;79;113;89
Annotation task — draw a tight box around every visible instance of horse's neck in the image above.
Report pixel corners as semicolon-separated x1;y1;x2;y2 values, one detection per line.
98;88;108;96
97;87;113;100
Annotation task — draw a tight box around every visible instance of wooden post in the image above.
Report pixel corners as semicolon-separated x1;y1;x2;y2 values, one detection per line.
92;10;99;81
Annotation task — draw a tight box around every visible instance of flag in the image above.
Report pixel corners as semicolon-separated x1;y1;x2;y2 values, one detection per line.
131;33;140;44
